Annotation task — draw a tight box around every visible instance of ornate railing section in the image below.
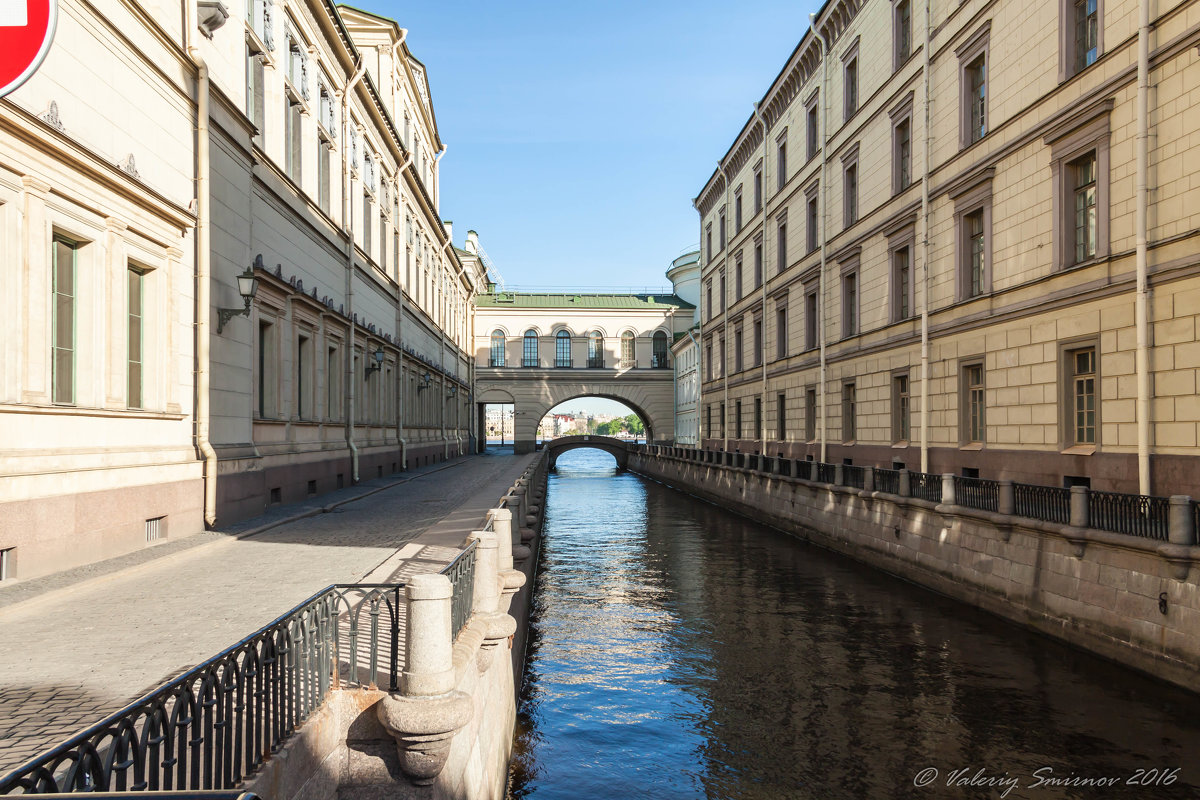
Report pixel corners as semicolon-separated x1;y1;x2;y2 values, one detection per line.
875;468;901;496
446;541;477;641
954;476;999;513
1013;483;1071;525
1088;491;1169;541
816;462;836;484
909;471;942;503
843;465;865;490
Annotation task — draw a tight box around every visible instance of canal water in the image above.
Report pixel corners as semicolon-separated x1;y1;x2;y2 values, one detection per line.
507;449;1200;799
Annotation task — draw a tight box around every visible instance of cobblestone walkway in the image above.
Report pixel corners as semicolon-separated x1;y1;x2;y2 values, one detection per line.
0;452;533;774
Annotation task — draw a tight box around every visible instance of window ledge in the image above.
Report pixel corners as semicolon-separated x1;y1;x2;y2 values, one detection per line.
959;442;984;451
892;441;910;449
1061;444;1096;455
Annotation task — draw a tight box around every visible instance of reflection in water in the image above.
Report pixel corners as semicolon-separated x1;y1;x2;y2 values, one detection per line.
509;449;1200;799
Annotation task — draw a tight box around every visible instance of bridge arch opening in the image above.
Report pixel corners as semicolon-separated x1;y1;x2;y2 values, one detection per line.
537;397;649;444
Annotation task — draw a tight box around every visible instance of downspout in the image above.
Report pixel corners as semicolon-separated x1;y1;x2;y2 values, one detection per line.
390;27;408;112
187;13;218;528
919;0;932;473
1135;0;1151;494
434;144;446;211
753;102;770;456
343;58;367;483
439;236;453;458
394;147;413;468
812;13;830;464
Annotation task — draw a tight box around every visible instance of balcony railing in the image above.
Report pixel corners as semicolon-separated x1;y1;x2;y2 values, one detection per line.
488;358;504;367
651;354;670;369
586;356;605;368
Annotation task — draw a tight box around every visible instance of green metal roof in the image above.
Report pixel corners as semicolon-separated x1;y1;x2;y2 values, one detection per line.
475;293;695;310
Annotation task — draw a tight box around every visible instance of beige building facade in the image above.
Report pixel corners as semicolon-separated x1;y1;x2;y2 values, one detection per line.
696;0;1200;495
0;0;482;582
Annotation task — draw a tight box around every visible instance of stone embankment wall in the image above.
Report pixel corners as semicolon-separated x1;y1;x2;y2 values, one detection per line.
629;450;1200;693
246;455;549;800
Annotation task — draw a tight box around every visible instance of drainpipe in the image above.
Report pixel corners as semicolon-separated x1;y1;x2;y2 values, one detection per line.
187;10;218;528
434;144;446;211
439;237;453;457
391;26;408;110
394;147;413;468
753;102;770;456
1135;0;1151;494
343;58;367;483
812;14;830;464
918;0;932;473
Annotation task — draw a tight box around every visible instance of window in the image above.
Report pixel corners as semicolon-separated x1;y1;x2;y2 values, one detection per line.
318;137;332;214
753;319;762;367
843;42;859;121
52;236;76;405
951;172;993;300
754;166;763;214
706;280;713;320
893;373;910;443
890;235;915;323
523;329;538;367
805;387;817;440
806;187;819;254
1061;0;1101;79
735;189;743;231
805;92;819;161
296;334;312;420
556;330;571;367
652;331;669;368
706;223;712;262
258;319;276;418
0;547;14;581
286;97;303;184
966;210;986;296
734;326;743;373
776;306;788;360
777;135;788;191
719;209;726;251
490;330;505;367
362;192;372;252
966;56;987;144
1047;106;1110;271
1071;152;1097;264
805;287;819;351
588;331;604;368
895;118;912;193
247;45;265;137
895;0;912;68
735;400;743;440
754;398;763;440
777;216;788;273
719;270;726;311
753;240;763;288
127;266;144;409
621;331;635;368
955;23;990;148
843;158;858;229
962;363;986;444
327;344;341;420
705;341;713;379
706;405;712;438
719;335;725;376
1067;346;1097;445
735;252;744;301
720;401;727;438
842;268;858;339
842;382;857;442
777;393;787;441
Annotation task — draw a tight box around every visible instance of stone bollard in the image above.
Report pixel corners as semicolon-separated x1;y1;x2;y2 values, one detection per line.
487;508;526;612
467;531;517;672
833;463;843;486
899;470;912;498
376;574;471;786
1168;496;1195;545
1069;485;1090;528
998;480;1015;516
863;466;875;493
941;474;956;506
512;485;528;524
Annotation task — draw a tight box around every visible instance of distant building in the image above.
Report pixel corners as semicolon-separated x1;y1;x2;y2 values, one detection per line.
668;250;702;445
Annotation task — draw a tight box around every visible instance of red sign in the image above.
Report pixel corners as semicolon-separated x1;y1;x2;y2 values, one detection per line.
0;0;58;98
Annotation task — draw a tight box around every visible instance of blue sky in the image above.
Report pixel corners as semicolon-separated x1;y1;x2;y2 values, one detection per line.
372;0;816;291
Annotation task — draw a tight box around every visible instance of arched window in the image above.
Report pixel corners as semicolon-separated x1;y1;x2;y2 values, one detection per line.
523;329;538;367
620;331;636;368
489;330;505;367
652;331;669;368
587;331;604;368
555;330;572;368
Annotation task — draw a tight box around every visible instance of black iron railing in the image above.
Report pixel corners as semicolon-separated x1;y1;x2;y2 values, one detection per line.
909;471;942;503
816;462;836;484
875;468;900;495
446;542;477;640
586;357;605;368
954;476;999;513
650;355;670;369
1088;491;1169;540
1014;483;1071;525
843;465;865;489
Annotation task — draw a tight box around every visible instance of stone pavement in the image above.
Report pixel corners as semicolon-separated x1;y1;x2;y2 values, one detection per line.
0;451;535;774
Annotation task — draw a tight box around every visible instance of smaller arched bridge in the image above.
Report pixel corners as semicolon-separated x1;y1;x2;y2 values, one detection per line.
543;436;631;470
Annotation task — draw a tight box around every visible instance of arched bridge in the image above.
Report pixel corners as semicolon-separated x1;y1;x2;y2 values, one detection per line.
543;436;631;470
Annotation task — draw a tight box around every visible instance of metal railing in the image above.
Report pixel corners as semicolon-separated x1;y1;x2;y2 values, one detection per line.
1014;483;1071;525
875;468;900;495
1088;491;1169;540
586;356;605;368
816;462;836;484
445;541;477;639
843;465;865;489
954;476;999;513
909;471;942;503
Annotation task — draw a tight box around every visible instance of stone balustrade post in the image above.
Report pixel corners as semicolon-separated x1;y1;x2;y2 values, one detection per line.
1168;496;1195;545
863;466;875;493
376;574;471;786
941;474;956;506
488;507;527;612
899;470;912;498
833;463;843;486
467;531;517;670
1069;486;1090;528
998;480;1015;516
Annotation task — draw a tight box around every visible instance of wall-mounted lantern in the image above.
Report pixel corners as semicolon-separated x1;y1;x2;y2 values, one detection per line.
364;347;384;377
216;265;260;333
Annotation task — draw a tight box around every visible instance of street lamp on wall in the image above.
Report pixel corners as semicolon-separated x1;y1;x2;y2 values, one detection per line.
364;347;384;377
447;385;457;399
418;371;432;390
216;266;260;334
